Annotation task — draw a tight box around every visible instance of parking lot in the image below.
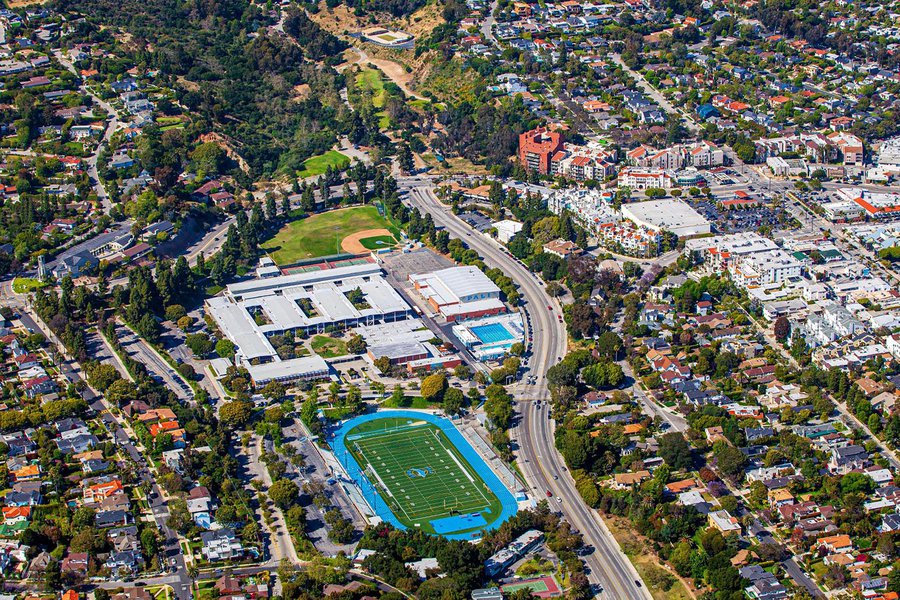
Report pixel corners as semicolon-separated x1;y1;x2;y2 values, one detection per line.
688;197;791;233
380;246;455;281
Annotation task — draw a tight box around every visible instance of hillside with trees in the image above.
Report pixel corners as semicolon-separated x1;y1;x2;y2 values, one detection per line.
57;0;350;176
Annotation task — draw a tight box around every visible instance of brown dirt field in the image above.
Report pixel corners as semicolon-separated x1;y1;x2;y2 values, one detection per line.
6;0;49;7
311;1;444;38
291;84;312;102
341;228;394;254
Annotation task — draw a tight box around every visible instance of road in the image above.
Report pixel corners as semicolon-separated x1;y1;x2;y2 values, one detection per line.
6;296;193;600
480;0;500;46
609;53;700;135
282;418;366;555
115;322;195;402
402;184;650;599
54;49;120;211
747;519;823;598
241;435;301;564
620;360;687;433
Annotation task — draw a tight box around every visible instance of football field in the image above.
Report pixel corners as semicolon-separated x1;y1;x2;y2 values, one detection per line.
345;419;502;532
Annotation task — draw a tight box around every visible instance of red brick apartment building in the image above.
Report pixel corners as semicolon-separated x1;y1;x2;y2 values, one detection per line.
519;127;564;174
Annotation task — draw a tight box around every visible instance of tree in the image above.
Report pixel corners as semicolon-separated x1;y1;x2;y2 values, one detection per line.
141;526;159;558
443;387;464;415
484;384;512;429
262;381;286;401
86;363;120;391
658;432;693;470
186;333;215;356
164;304;187;322
773;316;791;342
582;362;624;390
840;472;875;495
105;379;138;407
420;373;447;402
715;444;748;479
397;143;414;173
216;338;236;359
390;384;406;406
373;356;391;374
269;478;300;508
219;400;253;427
347;334;367;354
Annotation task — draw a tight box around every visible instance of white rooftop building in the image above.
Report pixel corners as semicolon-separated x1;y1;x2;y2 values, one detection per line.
493;219;523;243
409;266;506;322
621;199;711;237
205;263;413;383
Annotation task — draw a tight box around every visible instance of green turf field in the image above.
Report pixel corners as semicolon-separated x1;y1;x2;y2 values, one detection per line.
346;418;502;533
359;234;397;250
501;580;550;594
261;206;397;264
298;150;350;178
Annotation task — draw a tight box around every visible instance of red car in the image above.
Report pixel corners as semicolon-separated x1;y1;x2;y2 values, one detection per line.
546;490;552;497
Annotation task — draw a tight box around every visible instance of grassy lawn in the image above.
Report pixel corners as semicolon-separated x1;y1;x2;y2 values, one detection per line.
12;277;47;294
298;150;350;178
343;416;503;535
311;335;348;358
356;68;387;108
261;205;396;264
606;517;695;600
382;394;434;409
359;234;397;250
355;68;391;128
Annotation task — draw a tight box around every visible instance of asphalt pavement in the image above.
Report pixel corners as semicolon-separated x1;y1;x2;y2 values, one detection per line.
401;183;650;599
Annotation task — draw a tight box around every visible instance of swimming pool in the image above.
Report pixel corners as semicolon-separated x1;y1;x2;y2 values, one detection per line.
470;323;514;344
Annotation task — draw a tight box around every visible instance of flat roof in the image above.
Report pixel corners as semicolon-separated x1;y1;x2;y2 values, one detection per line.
409;266;500;305
206;296;274;359
245;355;329;383
621;199;709;235
228;262;383;299
208;266;414;362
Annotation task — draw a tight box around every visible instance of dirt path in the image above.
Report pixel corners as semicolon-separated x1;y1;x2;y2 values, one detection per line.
341;228;395;253
351;48;428;101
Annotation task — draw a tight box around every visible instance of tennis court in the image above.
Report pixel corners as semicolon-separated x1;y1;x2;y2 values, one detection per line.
345;418;501;532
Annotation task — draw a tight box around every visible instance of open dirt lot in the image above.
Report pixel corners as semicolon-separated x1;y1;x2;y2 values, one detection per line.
341;228;394;253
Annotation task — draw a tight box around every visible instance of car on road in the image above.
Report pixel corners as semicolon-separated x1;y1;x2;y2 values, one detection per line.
547;305;552;310
556;497;562;503
546;490;552;497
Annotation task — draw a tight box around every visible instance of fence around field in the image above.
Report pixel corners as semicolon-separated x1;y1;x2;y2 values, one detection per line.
330;410;519;540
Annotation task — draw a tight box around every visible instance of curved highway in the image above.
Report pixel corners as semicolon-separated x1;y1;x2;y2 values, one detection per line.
403;185;650;599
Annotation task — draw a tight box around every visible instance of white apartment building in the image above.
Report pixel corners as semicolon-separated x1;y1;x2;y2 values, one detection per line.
617;167;673;190
626;140;724;170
